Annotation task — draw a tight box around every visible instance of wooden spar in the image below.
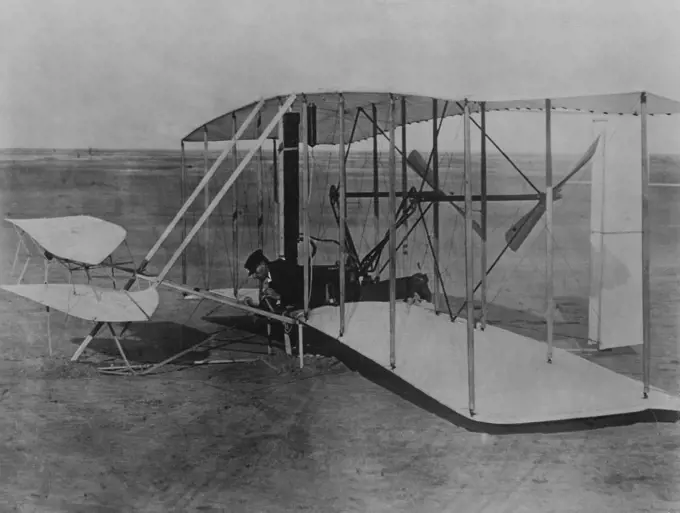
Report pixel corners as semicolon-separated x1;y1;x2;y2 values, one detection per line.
156;95;297;284
203;127;210;288
232;113;239;296
338;95;347;336
545;99;554;363
463;100;475;416
432;99;440;314
641;91;651;398
302;98;310;317
480;102;488;329
74;98;268;358
372;103;380;279
277;99;286;259
180;141;187;285
257;114;264;249
401;96;408;267
388;94;397;370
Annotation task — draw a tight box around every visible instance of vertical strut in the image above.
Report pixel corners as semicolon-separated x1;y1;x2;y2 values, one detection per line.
480;102;488;329
463;100;475;416
180;140;187;285
302;98;310;318
372;103;380;279
257;113;264;249
641;91;651;398
401;96;408;269
432;99;440;313
388;94;397;370
338;95;347;337
545;99;554;363
232;114;239;296
203;127;210;288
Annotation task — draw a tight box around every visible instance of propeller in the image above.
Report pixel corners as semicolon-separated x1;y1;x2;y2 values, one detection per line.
504;135;601;252
406;150;485;239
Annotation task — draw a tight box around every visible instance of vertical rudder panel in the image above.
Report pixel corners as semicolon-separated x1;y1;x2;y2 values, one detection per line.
588;118;643;350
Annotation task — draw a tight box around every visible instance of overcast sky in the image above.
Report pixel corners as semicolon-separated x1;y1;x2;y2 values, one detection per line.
2;0;679;152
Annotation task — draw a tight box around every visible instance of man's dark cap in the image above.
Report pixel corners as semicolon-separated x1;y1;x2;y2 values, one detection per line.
244;249;268;276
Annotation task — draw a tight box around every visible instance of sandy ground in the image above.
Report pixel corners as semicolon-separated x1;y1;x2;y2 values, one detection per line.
0;150;679;512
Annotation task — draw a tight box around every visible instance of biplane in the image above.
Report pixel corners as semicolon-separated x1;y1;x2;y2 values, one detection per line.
3;90;680;430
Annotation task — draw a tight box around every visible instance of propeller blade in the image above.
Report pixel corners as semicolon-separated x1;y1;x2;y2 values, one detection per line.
555;135;601;192
503;135;601;252
407;150;485;239
504;201;546;251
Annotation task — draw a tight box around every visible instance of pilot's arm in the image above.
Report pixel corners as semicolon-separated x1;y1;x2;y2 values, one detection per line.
259;274;282;309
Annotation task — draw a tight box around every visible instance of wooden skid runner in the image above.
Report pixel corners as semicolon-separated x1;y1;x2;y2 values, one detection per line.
303;302;680;425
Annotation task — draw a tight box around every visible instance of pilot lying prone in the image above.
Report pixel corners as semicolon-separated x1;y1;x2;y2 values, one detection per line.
241;249;305;312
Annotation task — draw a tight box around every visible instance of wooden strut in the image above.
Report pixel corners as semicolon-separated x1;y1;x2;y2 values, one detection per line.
301;97;310;368
302;97;310;319
71;96;285;362
90;323;136;375
180;141;187;285
13;230;32;284
138;333;217;375
257;113;265;249
372;103;380;279
463;100;476;416
232;113;239;297
258;119;270;355
545;99;554;363
203;126;210;289
401;96;408;269
641;91;651;398
388;94;397;370
480;102;488;329
10;225;24;274
432;98;440;314
342;110;361;171
338;95;347;337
